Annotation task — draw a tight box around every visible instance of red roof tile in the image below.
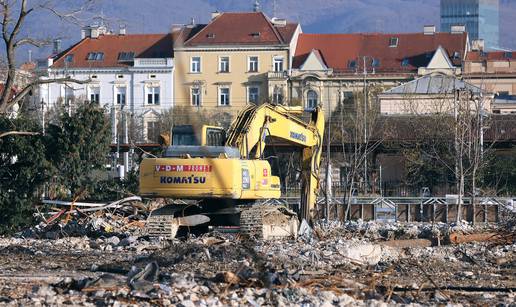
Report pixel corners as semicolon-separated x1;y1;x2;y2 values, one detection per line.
184;12;298;46
51;33;174;69
465;51;516;61
293;32;468;73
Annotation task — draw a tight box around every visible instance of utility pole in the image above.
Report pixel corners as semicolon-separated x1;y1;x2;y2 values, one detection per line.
40;99;45;135
325;82;331;221
362;56;368;194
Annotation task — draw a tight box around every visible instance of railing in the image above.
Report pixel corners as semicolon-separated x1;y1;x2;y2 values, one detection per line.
267;71;288;79
134;58;172;67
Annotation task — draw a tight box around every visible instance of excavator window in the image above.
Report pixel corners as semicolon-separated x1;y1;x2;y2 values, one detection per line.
205;127;226;146
172;125;197;145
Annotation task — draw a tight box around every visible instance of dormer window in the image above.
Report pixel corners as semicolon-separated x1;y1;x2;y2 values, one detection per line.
118;51;135;62
87;52;104;61
372;58;380;67
65;54;74;63
504;52;513;59
348;60;357;69
480;51;488;57
389;37;398;47
401;58;410;67
206;33;215;38
251;32;261;37
452;51;461;59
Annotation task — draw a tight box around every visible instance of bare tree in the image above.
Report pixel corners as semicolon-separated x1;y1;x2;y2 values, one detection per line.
0;0;96;117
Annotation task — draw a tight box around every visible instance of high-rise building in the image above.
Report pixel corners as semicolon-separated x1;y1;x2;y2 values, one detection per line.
440;0;499;49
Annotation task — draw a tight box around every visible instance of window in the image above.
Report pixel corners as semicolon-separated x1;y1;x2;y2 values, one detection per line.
401;58;410;67
116;87;126;105
307;90;318;110
65;54;74;63
117;52;135;62
348;60;357;69
146;121;160;143
452;51;461;59
149;74;157;79
116;74;124;79
86;52;104;61
273;57;284;72
89;87;100;104
146;86;160;105
248;86;259;104
389;37;399;47
273;86;283;104
372;58;380;67
191;87;201;106
219;56;229;73
342;91;353;103
248;56;259;72
64;86;75;103
191;56;201;73
219;87;230;106
505;52;513;59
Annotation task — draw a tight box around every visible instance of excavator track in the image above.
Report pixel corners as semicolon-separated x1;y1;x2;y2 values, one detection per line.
239;204;299;240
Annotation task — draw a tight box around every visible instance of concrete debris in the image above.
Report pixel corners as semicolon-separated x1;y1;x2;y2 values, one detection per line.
0;219;516;306
0;209;514;305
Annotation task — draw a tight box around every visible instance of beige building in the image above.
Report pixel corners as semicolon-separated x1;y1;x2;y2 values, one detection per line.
463;50;516;114
378;73;492;115
173;12;300;115
288;27;469;114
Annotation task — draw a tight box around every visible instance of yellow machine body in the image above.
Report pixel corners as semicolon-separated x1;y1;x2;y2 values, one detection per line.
140;157;280;200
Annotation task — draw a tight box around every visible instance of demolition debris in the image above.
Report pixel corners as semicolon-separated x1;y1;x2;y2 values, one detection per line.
0;198;513;305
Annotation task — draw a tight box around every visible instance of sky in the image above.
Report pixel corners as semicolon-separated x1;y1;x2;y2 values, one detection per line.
19;0;516;62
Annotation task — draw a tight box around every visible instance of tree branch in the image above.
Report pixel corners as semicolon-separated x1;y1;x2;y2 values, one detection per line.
0;77;92;114
0;131;40;138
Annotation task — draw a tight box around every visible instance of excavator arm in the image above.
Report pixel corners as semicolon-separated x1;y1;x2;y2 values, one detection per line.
225;104;325;221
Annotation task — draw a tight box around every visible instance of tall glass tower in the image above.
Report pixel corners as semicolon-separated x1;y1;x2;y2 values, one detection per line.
440;0;499;49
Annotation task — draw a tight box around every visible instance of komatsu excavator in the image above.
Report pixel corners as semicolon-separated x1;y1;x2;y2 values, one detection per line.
139;103;324;239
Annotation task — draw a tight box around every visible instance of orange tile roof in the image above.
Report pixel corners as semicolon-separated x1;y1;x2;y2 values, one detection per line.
183;12;298;46
51;33;174;69
293;32;468;73
465;50;516;61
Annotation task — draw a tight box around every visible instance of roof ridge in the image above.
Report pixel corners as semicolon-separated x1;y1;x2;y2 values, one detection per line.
52;37;89;63
183;14;222;45
261;12;284;44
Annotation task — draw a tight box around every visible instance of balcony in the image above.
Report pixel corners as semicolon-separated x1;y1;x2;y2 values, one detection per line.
267;70;288;80
134;58;173;68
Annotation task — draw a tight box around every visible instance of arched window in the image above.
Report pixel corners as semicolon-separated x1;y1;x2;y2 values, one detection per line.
307;90;318;110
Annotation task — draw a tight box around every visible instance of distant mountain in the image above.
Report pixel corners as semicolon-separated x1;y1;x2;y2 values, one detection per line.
18;0;516;62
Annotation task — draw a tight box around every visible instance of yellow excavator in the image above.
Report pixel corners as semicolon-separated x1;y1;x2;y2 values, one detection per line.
139;103;324;239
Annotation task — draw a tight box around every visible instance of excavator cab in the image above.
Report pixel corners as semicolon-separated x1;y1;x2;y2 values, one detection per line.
160;125;226;147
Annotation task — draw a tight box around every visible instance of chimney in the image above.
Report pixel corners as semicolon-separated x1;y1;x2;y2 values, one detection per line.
423;25;436;35
119;24;126;36
211;11;221;20
271;17;287;27
53;39;62;54
471;39;485;51
171;24;182;33
451;24;466;34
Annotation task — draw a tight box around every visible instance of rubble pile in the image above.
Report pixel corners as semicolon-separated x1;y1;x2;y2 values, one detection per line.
0;217;514;306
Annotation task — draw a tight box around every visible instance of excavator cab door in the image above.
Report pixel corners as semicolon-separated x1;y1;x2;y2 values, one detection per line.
202;126;226;146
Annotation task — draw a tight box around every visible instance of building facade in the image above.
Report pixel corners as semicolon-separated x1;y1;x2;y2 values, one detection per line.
173;12;300;119
463;50;516;114
288;28;469;115
440;0;499;49
36;26;175;143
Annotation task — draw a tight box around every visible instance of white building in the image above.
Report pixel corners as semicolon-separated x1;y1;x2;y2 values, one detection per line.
36;25;175;143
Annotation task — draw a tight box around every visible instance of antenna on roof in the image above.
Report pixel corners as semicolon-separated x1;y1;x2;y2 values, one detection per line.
253;0;260;12
272;0;277;17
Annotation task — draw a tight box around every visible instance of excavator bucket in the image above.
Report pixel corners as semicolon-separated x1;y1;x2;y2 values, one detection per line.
240;205;299;240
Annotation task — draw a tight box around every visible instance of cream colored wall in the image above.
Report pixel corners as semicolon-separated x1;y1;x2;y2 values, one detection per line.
467;78;516;95
174;49;289;109
379;95;492;115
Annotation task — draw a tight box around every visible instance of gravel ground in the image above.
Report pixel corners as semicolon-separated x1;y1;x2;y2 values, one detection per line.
0;221;514;306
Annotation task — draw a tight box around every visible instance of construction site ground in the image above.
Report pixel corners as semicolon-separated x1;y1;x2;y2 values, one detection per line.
0;220;514;306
